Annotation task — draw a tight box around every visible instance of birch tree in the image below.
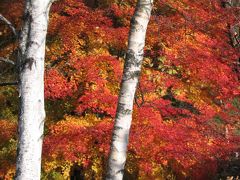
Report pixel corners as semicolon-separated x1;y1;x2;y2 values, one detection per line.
106;0;153;179
15;0;53;179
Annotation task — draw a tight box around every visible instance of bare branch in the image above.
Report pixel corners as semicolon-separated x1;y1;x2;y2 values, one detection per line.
0;57;15;65
0;81;18;86
233;31;240;45
0;14;17;37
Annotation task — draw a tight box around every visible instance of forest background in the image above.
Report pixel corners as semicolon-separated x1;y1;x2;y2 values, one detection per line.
0;0;240;179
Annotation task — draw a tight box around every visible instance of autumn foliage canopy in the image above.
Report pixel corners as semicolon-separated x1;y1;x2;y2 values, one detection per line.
0;0;240;179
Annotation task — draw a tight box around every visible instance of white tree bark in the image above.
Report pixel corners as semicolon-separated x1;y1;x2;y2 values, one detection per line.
15;0;53;179
106;0;153;179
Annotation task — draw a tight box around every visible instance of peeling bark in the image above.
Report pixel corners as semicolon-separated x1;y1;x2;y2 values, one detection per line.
106;0;153;179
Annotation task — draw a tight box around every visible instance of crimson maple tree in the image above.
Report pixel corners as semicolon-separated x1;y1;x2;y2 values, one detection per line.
0;0;239;179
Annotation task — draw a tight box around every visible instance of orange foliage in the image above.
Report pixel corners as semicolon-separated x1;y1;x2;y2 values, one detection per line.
0;0;239;179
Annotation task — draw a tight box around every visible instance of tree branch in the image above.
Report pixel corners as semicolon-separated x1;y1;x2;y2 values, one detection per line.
162;86;201;115
134;82;145;107
0;14;17;37
233;31;240;45
0;81;18;86
0;57;15;65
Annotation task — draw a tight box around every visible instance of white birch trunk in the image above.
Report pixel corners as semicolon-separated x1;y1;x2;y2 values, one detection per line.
106;0;153;179
15;0;52;179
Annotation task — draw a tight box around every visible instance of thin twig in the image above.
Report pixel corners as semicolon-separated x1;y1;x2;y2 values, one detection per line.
234;31;240;45
0;14;17;37
0;81;18;86
0;57;15;65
